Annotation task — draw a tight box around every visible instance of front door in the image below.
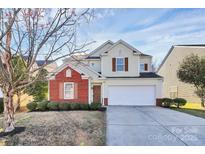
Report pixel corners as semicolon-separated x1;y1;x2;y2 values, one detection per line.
93;85;101;103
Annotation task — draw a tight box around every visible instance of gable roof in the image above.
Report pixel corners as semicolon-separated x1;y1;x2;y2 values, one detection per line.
48;60;105;80
157;44;205;72
156;46;174;73
87;40;114;57
86;39;146;59
103;39;142;55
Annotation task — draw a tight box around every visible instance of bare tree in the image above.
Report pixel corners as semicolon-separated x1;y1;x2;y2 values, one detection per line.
0;8;93;132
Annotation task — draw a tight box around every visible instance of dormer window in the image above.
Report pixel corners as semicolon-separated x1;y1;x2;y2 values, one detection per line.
116;58;125;71
140;63;148;72
66;69;72;77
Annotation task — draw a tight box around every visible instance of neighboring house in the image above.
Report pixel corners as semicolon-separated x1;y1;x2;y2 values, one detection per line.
49;40;163;106
157;45;205;103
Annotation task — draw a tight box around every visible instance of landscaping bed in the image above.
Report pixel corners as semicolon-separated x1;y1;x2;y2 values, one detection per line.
158;98;205;119
170;107;205;119
0;111;106;146
170;102;205;119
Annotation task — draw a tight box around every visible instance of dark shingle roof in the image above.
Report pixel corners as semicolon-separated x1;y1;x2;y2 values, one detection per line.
139;53;152;57
22;56;54;66
85;56;101;59
139;72;162;78
36;60;54;66
107;72;162;78
175;44;205;47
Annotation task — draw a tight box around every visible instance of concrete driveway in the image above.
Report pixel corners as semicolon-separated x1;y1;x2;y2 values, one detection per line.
106;106;205;146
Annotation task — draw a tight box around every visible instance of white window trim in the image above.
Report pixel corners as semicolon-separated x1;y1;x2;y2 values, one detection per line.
66;69;72;77
116;57;125;72
64;82;74;99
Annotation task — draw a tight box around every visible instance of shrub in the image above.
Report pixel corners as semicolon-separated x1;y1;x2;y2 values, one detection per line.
37;101;48;111
80;104;89;110
0;98;3;113
26;101;37;111
59;103;71;110
98;106;107;111
70;103;80;110
161;98;173;108
47;102;59;110
173;98;187;108
89;102;102;110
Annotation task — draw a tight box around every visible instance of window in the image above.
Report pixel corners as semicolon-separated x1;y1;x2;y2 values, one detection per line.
170;86;178;98
66;69;72;77
64;82;74;99
140;64;144;72
140;63;148;72
116;58;125;71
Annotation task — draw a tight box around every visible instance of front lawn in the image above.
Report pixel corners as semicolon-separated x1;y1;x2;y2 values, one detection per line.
0;111;106;146
170;102;205;119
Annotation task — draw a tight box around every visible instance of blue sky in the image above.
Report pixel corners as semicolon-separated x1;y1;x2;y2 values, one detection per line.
78;8;205;66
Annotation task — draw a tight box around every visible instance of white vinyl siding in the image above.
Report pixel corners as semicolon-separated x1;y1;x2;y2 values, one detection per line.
64;82;74;99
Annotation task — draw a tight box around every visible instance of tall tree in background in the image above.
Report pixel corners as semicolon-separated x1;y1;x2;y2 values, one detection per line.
11;56;27;112
0;8;93;132
25;69;48;102
177;54;205;107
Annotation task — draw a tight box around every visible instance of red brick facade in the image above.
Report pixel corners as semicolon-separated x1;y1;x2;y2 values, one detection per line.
49;66;88;104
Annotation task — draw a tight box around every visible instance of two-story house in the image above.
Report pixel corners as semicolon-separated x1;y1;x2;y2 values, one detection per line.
48;40;163;106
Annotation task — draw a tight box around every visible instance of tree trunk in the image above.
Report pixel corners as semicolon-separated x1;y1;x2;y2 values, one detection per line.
14;91;21;112
201;98;205;107
3;88;15;132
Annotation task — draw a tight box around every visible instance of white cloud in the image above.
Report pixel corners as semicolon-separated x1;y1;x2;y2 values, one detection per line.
77;9;205;65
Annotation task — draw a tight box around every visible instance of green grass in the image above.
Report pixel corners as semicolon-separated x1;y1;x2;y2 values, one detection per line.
170;102;205;119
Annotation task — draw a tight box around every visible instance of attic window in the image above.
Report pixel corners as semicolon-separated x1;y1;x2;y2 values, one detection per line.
140;63;148;72
66;69;72;77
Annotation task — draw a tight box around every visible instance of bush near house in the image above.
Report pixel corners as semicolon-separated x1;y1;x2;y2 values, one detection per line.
90;102;102;110
26;101;37;111
26;101;106;111
173;98;187;108
80;104;90;110
37;101;48;111
161;98;173;108
160;98;187;108
70;103;80;110
58;103;71;110
47;102;59;110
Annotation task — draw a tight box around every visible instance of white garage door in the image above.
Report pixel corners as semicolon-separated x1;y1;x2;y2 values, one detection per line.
108;85;156;106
